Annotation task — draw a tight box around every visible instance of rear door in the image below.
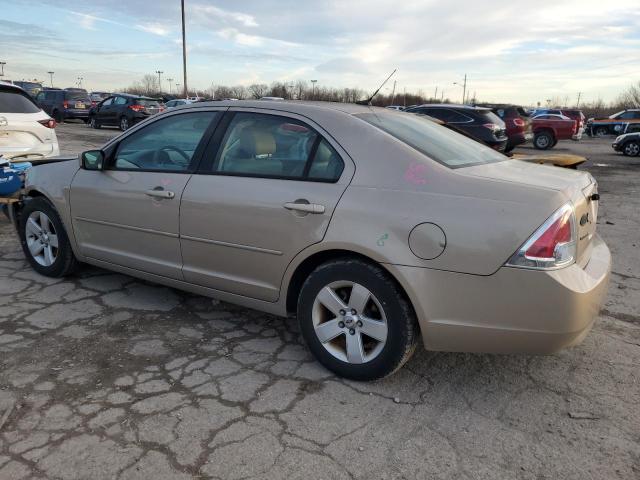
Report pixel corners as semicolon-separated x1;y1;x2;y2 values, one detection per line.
179;109;354;301
70;110;221;279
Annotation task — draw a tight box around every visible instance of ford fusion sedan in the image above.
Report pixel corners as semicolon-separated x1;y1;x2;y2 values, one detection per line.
5;101;611;380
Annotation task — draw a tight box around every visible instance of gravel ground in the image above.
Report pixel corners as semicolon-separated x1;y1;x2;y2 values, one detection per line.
0;123;638;479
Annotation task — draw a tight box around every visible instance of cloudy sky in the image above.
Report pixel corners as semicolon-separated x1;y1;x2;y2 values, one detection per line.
2;0;639;105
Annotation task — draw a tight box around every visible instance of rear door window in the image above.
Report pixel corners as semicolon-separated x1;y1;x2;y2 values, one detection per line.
0;90;41;113
114;97;128;105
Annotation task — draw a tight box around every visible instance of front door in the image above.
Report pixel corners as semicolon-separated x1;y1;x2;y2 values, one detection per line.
70;110;220;279
95;97;115;125
180;109;354;301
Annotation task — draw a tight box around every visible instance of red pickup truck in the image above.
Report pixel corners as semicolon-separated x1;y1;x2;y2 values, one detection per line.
531;114;578;150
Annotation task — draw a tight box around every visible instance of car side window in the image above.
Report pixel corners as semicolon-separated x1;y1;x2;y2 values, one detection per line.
213;113;319;179
112;112;218;172
446;110;473;123
307;139;344;181
102;97;113;106
114;96;127;105
36;92;45;102
421;109;452;122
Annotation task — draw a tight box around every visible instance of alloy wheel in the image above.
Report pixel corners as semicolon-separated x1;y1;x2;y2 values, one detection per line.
120;117;129;131
312;281;388;364
624;142;639;156
25;211;59;267
595;127;608;137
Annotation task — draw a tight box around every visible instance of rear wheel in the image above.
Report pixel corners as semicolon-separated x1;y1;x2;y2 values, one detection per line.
534;132;554;150
623;141;640;156
119;116;130;131
595;126;609;137
297;259;418;381
19;198;78;277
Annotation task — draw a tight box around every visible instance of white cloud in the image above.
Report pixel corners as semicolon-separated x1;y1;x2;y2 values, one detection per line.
136;23;171;36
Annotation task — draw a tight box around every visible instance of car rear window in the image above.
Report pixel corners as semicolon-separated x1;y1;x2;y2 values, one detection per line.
65;91;90;101
475;110;503;124
355;111;506;168
0;90;41;113
136;99;161;107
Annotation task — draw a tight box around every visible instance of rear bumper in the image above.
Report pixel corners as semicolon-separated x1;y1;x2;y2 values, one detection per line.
64;109;90;119
387;234;611;354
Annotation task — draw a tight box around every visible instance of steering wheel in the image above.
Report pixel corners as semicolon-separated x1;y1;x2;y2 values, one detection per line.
153;145;190;166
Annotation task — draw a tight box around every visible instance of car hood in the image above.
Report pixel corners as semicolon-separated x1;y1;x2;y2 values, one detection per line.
460;159;592;194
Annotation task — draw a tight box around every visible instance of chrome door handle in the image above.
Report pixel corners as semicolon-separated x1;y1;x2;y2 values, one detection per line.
283;202;325;214
145;188;175;199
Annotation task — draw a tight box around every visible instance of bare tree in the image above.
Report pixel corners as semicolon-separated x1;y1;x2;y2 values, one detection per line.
230;85;248;100
248;83;269;99
141;74;158;96
617;81;640;108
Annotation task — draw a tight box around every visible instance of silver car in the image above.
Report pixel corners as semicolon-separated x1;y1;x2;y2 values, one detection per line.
6;101;611;380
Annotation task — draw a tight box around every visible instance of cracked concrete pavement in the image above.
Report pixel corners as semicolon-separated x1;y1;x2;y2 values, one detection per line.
0;123;638;479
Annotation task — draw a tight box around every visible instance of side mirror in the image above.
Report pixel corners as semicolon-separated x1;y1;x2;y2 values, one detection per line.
81;150;105;170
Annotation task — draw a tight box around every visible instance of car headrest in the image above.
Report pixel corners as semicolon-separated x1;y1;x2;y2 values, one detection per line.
239;129;276;156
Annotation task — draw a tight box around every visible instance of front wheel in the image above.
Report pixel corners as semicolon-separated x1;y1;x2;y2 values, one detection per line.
297;259;419;381
623;141;640;156
89;116;101;129
119;116;130;131
534;132;554;150
19;197;78;277
595;126;609;137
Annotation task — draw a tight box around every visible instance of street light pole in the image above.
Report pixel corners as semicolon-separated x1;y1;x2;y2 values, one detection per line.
0;62;6;77
167;78;174;95
453;74;467;104
155;70;164;94
310;79;317;99
47;71;55;87
181;0;188;98
77;77;83;88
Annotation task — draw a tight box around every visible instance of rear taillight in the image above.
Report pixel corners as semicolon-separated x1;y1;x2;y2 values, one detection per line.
63;100;69;109
129;104;145;112
513;118;525;127
506;203;576;270
38;118;56;129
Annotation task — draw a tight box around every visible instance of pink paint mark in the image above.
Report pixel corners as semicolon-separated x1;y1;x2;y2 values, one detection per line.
404;162;427;185
160;178;171;186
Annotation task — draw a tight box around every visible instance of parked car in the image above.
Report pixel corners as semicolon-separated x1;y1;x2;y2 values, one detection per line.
0;82;59;160
532;109;585;138
10;81;43;99
88;93;164;131
164;99;194;109
89;91;111;105
586;109;640;137
612;132;640;156
3;101;610;380
478;103;532;152
35;88;92;123
531;114;577;150
404;104;508;151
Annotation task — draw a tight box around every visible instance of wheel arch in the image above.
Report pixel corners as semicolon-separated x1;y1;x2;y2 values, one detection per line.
284;248;419;326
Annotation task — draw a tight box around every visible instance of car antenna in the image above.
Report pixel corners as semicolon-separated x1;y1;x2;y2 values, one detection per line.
356;69;397;106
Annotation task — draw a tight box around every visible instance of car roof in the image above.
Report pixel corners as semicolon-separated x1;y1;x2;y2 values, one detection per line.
0;81;25;93
409;103;491;112
176;99;393;116
111;93;159;100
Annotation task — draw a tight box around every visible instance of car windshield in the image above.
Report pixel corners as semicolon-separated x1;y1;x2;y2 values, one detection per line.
355;111;506;168
0;90;41;113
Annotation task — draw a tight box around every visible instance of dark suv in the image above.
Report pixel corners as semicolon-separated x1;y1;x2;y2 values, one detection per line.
477;104;532;152
88;93;164;131
405;104;508;151
35;88;92;123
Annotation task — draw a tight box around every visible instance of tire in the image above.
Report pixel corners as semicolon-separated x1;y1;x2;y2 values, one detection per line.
53;110;63;124
534;132;554;150
297;258;419;381
89;116;101;129
623;141;640;157
18;197;78;278
119;116;130;131
595;126;609;137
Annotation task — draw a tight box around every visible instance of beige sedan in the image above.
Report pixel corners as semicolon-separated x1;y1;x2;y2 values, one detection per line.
6;101;611;380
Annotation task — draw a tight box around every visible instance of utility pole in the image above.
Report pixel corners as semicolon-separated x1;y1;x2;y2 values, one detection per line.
441;90;444;102
403;86;406;107
47;71;54;87
155;70;163;94
0;61;5;76
181;0;188;98
576;92;582;108
167;78;173;95
310;79;317;99
453;74;467;104
390;80;396;105
434;86;438;101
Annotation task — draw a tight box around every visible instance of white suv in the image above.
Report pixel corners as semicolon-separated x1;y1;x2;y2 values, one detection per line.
0;82;59;160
